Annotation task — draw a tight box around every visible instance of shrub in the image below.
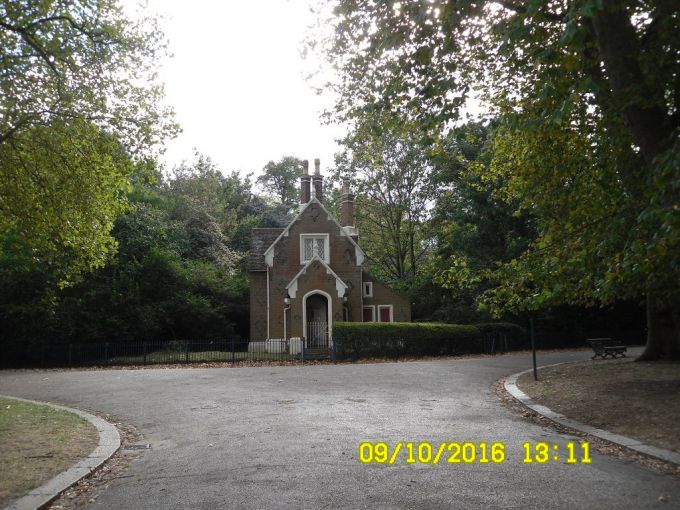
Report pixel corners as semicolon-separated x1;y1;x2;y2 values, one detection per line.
332;322;483;359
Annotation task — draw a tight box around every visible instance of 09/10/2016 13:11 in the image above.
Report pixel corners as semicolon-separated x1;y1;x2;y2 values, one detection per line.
358;441;592;465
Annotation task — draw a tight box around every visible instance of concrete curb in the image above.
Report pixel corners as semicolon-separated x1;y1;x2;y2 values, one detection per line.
504;364;680;467
2;395;121;510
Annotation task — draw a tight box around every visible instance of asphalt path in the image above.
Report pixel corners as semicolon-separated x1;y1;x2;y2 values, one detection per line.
1;348;679;509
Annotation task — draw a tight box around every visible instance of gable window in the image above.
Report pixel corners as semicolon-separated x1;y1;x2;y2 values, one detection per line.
363;281;373;298
300;234;330;264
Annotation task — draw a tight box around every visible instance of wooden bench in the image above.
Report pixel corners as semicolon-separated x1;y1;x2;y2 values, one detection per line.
587;338;627;359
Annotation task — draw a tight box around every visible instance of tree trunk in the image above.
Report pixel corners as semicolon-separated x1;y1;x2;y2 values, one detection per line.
591;2;680;360
638;293;680;361
590;1;673;167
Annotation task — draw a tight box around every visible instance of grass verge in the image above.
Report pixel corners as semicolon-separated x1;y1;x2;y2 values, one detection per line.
0;397;99;507
517;358;680;453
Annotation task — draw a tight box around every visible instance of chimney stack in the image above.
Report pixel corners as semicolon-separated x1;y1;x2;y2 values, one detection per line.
340;179;355;228
300;160;311;205
311;158;323;202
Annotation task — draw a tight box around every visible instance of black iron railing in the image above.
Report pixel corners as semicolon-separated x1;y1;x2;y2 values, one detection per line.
0;338;304;369
0;331;526;369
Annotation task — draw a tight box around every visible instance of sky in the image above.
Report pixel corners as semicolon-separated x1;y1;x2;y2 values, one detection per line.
125;0;344;178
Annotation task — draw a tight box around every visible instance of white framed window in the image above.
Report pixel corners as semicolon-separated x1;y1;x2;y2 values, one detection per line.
377;305;393;323
363;281;373;298
362;305;376;322
300;234;330;264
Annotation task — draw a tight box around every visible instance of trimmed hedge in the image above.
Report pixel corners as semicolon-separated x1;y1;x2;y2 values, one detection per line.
332;322;483;359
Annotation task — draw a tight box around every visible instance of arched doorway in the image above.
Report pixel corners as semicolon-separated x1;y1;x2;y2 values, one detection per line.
303;291;331;348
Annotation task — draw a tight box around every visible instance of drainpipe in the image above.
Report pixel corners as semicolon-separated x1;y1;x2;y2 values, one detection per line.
266;266;270;340
283;297;291;342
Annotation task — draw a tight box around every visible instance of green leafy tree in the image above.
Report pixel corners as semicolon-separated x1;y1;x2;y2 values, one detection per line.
257;156;304;208
167;154;244;272
427;122;535;321
169;154;233;225
1;0;177;283
335;116;433;284
318;0;680;359
0;120;133;283
431;123;534;270
0;0;176;151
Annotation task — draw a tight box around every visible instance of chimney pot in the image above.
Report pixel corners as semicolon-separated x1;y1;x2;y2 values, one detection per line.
302;160;309;175
314;158;320;175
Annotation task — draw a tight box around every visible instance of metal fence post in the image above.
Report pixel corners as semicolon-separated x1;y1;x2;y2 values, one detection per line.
185;341;190;363
104;342;109;365
231;337;235;363
301;338;305;362
530;317;538;381
68;344;73;367
143;341;147;365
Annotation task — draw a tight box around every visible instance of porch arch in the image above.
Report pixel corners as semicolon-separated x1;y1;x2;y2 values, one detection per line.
302;289;333;346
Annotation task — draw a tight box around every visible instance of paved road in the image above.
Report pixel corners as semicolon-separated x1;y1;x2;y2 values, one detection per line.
2;349;679;509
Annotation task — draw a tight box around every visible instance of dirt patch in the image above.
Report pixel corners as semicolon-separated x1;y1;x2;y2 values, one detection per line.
491;378;680;478
0;397;99;507
517;358;680;453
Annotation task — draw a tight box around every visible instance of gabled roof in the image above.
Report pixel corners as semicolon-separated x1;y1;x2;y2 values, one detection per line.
285;255;348;298
262;197;365;267
248;228;284;271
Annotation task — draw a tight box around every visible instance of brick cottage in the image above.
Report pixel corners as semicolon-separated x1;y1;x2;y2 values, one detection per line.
248;158;411;353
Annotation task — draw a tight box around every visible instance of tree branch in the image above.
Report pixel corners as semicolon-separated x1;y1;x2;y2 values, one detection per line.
24;14;107;41
0;20;61;78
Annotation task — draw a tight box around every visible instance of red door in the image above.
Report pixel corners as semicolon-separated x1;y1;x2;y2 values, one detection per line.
379;307;391;322
363;307;374;322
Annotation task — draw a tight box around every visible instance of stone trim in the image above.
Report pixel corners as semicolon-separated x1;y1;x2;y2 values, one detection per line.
263;198;365;267
285;256;348;298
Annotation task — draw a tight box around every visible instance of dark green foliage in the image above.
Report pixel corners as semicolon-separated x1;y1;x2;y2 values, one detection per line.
51;250;248;344
0;153;288;355
474;322;526;340
332;321;483;359
407;122;534;324
474;322;527;351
